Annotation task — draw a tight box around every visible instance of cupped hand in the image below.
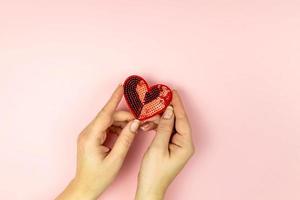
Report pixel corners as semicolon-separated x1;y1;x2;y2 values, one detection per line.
135;90;195;200
56;84;141;200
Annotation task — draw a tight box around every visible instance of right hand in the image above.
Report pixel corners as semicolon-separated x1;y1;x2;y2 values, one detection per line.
135;90;195;200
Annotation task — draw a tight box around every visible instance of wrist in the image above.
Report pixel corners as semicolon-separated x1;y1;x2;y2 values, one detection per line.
135;186;166;200
65;178;100;200
135;193;165;200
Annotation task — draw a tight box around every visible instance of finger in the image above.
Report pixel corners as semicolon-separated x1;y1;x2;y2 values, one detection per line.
91;84;123;133
107;126;123;135
100;84;124;117
172;90;192;138
113;110;135;122
140;121;157;131
107;119;140;160
140;115;160;131
112;111;135;129
98;145;111;154
150;106;174;151
113;121;128;128
143;115;160;124
96;145;111;159
170;133;185;147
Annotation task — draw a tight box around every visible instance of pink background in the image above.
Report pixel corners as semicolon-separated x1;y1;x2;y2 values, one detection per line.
0;1;300;199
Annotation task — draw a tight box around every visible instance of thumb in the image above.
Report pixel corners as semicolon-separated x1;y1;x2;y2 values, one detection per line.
150;106;174;151
108;119;140;160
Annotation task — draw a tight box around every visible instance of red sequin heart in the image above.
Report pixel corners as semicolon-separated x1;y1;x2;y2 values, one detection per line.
123;75;173;120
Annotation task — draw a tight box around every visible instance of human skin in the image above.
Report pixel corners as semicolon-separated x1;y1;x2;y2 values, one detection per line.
135;91;195;200
55;84;141;200
55;85;194;200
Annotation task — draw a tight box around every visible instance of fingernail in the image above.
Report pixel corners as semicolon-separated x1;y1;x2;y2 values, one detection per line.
140;123;150;131
163;106;173;119
130;119;140;133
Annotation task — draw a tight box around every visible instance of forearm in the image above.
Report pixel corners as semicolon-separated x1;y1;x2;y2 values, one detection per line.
135;186;165;200
135;193;164;200
55;178;99;200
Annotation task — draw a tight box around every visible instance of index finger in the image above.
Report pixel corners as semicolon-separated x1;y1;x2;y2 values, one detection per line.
92;84;124;132
99;84;124;117
171;90;192;138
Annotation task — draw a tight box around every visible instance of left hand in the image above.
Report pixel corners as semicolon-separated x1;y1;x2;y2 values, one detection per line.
56;84;141;200
135;91;195;200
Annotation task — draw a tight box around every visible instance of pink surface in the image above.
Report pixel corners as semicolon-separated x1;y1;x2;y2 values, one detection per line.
1;1;300;200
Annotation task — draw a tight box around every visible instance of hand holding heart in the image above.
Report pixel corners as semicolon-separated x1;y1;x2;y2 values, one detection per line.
56;83;194;200
135;89;195;200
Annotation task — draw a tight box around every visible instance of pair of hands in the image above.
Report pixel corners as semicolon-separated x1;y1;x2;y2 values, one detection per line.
56;84;194;200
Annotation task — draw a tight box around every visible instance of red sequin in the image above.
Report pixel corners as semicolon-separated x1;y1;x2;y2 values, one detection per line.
123;75;172;120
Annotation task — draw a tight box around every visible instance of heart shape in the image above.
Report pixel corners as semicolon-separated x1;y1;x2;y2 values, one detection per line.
123;75;173;120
